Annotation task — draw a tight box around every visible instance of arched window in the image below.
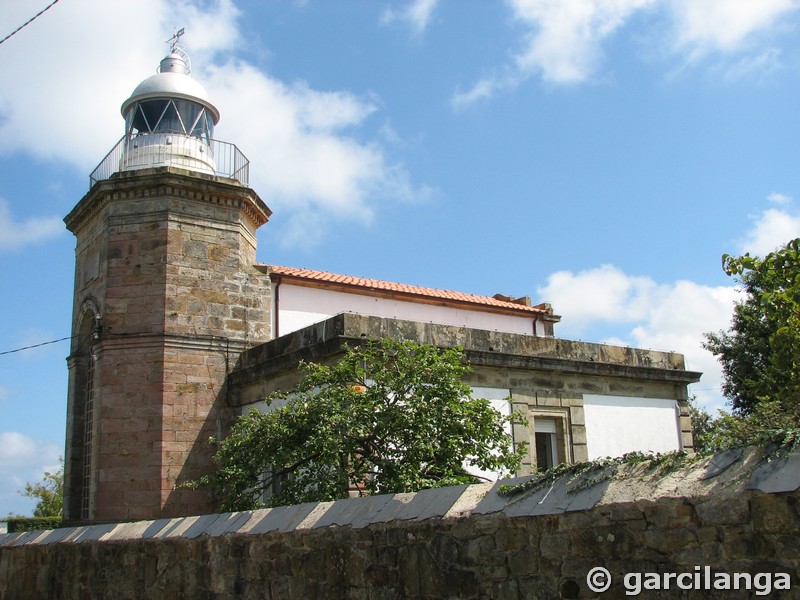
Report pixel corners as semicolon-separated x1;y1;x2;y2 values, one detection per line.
65;302;100;522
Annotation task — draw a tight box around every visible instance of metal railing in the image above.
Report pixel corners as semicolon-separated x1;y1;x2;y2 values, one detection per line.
89;134;250;188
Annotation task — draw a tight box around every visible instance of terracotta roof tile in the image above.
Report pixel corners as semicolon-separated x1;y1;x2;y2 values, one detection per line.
265;265;552;316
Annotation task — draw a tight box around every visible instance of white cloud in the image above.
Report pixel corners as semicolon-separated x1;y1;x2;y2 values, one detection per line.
204;60;431;235
537;264;737;411
723;47;783;80
0;432;60;477
625;280;738;409
511;0;657;83
0;199;64;251
0;0;428;248
0;0;242;167
768;191;793;205
0;432;61;517
667;0;799;58
454;0;659;104
0;0;170;169
452;71;520;111
176;0;241;59
454;0;800;105
738;207;800;256
381;0;440;35
537;264;659;332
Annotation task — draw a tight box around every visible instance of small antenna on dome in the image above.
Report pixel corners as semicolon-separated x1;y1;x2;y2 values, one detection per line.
166;27;186;53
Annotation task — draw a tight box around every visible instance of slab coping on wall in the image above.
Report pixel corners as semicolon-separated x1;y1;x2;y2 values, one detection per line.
2;445;797;549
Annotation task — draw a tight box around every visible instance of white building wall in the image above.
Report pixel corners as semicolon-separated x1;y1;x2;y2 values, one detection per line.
468;387;513;482
275;284;543;338
582;395;682;460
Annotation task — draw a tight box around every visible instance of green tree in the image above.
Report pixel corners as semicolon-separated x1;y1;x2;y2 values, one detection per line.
704;238;800;423
193;339;526;511
20;458;63;518
687;397;715;454
688;398;798;452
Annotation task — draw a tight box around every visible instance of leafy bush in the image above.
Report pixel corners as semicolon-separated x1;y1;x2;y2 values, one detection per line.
7;516;62;533
189;339;526;511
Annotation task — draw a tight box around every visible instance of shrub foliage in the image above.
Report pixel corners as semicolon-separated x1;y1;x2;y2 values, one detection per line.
191;339;526;511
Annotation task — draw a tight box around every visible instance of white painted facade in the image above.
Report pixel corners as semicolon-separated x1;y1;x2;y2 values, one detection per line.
467;387;513;482
273;283;546;338
582;395;682;460
246;388;685;478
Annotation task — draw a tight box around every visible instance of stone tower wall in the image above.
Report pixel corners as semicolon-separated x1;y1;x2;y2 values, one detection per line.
64;167;272;522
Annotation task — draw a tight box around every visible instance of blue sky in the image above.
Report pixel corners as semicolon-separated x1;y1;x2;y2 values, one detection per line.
1;0;799;517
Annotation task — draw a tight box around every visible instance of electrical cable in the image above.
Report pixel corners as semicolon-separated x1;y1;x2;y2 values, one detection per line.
0;0;62;47
0;335;76;357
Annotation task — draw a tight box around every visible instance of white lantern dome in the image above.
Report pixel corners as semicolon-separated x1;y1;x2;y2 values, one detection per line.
119;37;220;176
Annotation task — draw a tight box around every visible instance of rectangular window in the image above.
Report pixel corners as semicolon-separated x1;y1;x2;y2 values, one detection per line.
534;418;559;471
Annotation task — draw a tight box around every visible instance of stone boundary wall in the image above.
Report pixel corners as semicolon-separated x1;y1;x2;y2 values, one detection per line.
1;447;798;599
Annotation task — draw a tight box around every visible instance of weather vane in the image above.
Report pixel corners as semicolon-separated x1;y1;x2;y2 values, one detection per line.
165;27;185;53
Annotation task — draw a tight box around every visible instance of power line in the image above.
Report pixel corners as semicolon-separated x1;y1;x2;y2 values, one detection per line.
0;336;75;357
0;0;62;47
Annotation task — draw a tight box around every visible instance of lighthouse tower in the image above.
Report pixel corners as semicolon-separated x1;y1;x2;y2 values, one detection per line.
119;31;219;175
63;33;272;523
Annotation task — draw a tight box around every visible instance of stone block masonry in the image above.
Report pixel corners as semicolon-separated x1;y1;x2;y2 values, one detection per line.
1;446;798;599
63;167;273;523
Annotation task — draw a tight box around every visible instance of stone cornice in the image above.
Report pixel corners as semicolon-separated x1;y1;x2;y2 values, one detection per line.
65;167;271;236
93;331;255;356
227;314;703;404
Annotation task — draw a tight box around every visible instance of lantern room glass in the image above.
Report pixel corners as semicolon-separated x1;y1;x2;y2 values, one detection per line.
125;98;214;143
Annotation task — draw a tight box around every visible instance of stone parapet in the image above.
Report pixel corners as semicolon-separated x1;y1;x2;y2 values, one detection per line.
1;446;797;599
235;313;696;373
229;313;701;406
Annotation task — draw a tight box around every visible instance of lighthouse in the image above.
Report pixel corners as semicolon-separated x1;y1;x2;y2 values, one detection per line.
119;30;219;175
89;30;248;188
63;33;272;523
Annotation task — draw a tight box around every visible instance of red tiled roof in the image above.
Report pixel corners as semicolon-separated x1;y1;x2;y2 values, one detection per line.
265;264;553;317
